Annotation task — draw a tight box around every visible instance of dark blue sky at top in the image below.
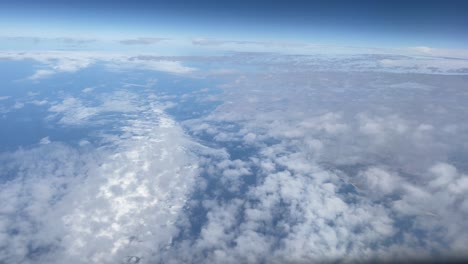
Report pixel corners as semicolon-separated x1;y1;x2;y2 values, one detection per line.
1;0;468;48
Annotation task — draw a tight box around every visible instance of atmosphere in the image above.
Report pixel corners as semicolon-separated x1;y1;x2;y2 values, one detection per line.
1;1;468;264
1;0;468;47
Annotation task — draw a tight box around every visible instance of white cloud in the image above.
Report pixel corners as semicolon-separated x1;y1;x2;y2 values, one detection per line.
0;51;196;80
30;100;48;106
127;60;195;74
29;68;64;80
13;102;24;109
48;97;99;124
119;37;168;45
1;49;468;263
174;55;468;262
81;87;94;93
39;137;51;145
357;167;401;195
405;46;468;59
379;57;468;74
0;90;202;263
47;90;142;125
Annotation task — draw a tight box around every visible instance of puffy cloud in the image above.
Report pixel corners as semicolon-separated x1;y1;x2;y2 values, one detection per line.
173;54;468;262
356;167;402;196
1;49;468;263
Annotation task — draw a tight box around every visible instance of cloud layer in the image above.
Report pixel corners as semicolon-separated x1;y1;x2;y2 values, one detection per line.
1;50;467;263
0;90;201;263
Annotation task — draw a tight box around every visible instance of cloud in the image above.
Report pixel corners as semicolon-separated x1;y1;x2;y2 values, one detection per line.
379;56;468;74
6;52;96;80
128;52;468;75
28;69;56;80
405;46;468;59
81;87;94;93
47;90;143;125
39;137;51;145
13;102;24;109
1;49;468;263
167;149;407;262
173;54;468;262
121;60;195;74
48;97;100;125
191;37;228;46
191;37;309;49
356;167;402;196
0;51;196;80
57;38;96;45
0;90;202;263
0;36;96;45
119;37;169;45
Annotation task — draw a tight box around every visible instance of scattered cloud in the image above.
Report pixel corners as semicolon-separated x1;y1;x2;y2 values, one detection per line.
119;37;169;45
13;102;24;109
0;90;201;263
0;51;197;80
47;90;141;125
1;49;468;263
405;46;468;59
57;38;96;45
175;58;468;261
81;87;94;93
0;36;96;45
39;137;51;145
28;69;56;80
191;37;309;48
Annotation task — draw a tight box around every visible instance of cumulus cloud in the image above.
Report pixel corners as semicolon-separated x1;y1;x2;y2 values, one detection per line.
174;53;468;262
1;49;468;263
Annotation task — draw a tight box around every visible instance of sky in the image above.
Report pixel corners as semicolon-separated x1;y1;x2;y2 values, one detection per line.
1;1;468;263
1;0;468;48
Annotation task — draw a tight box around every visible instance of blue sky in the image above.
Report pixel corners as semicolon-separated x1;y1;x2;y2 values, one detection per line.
1;0;467;48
